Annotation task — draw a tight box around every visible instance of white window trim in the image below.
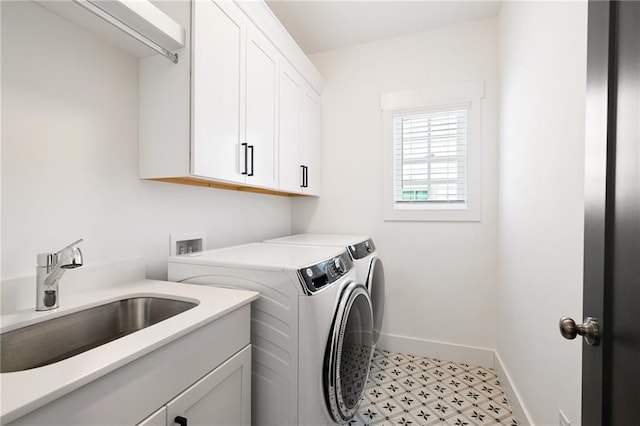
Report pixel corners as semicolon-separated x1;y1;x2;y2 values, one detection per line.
381;80;484;222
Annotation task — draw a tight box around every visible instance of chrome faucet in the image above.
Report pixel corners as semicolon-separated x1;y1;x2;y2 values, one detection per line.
36;239;84;311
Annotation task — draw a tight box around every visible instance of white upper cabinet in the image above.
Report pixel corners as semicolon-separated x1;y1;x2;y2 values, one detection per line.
192;2;278;188
278;64;303;193
300;90;320;196
245;26;278;189
140;0;324;196
278;64;320;196
191;0;244;183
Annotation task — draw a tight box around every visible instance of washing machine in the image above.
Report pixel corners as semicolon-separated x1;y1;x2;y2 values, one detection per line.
168;243;374;426
264;234;385;346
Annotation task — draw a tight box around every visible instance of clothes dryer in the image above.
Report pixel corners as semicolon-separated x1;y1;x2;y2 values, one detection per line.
264;234;385;346
168;243;374;425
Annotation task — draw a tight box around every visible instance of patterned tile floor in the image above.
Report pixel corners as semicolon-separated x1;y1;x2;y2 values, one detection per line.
350;349;519;426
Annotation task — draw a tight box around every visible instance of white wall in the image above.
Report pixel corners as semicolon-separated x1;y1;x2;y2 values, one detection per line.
293;18;499;350
498;2;587;425
1;2;290;285
2;2;590;422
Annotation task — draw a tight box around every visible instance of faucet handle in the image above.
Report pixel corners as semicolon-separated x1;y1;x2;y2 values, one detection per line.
56;239;84;255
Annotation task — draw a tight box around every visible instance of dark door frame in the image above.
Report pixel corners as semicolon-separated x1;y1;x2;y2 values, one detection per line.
583;1;611;423
583;0;639;424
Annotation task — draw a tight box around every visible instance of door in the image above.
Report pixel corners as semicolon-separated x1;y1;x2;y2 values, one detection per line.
137;407;166;426
278;64;303;193
300;89;320;195
568;1;640;424
191;0;246;183
166;346;251;426
278;67;321;195
324;282;374;423
245;26;278;189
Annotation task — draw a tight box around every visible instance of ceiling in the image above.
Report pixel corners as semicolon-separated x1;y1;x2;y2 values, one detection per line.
266;0;502;55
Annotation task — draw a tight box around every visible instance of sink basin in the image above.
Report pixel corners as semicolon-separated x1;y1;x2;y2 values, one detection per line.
1;297;198;373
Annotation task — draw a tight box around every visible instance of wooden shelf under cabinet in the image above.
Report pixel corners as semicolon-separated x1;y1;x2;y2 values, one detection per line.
147;177;307;197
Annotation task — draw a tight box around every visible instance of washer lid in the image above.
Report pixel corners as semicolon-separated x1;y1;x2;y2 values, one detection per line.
168;243;346;272
265;233;371;247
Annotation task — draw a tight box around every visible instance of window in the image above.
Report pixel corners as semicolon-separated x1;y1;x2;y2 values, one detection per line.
381;81;484;221
393;107;468;206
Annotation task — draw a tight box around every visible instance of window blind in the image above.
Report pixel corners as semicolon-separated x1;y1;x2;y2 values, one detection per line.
393;107;468;204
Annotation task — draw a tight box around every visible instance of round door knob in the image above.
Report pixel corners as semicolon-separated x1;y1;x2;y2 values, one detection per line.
559;316;600;346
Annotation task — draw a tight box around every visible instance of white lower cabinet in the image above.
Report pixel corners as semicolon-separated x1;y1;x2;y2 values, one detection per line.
138;345;251;426
8;305;252;426
138;407;167;426
167;345;251;426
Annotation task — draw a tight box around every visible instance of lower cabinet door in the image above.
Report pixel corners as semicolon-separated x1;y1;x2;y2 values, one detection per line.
166;345;251;426
138;407;166;426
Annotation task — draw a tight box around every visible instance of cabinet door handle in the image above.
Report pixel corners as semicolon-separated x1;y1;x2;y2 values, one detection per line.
174;416;188;426
304;166;309;188
301;165;308;188
241;143;248;175
248;145;254;177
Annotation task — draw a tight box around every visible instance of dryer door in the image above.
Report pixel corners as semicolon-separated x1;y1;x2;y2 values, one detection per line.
367;257;385;345
324;282;374;423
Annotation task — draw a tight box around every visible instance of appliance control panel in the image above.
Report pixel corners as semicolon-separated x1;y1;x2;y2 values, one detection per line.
298;251;353;293
348;239;376;260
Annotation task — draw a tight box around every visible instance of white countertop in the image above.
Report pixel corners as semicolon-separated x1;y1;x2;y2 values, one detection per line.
0;280;258;424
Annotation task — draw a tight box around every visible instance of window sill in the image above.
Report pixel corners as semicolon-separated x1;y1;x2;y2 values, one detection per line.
383;205;481;222
394;202;467;211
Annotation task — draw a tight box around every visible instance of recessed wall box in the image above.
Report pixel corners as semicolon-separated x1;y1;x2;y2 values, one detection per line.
170;233;205;256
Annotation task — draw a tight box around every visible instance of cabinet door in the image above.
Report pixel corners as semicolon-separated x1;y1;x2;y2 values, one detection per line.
191;0;246;183
278;64;302;193
300;89;320;196
137;407;166;426
166;345;251;426
245;26;278;189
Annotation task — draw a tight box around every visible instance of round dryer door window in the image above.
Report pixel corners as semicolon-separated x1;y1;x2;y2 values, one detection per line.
324;282;374;423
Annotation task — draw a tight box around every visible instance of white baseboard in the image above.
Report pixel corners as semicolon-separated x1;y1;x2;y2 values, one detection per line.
376;333;495;369
493;351;533;426
376;333;532;426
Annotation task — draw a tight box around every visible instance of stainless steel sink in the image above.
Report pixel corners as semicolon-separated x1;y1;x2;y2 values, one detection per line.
1;297;198;373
